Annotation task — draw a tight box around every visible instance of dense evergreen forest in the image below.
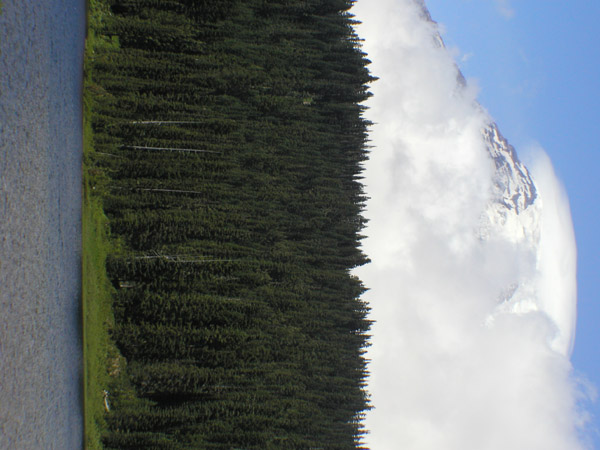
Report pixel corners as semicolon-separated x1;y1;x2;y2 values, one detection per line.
88;0;375;448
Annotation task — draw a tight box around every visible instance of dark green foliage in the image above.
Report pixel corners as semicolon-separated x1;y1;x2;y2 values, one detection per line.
91;0;374;448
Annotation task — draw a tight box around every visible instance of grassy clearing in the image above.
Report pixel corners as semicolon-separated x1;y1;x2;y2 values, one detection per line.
82;180;114;450
82;1;122;447
82;68;111;450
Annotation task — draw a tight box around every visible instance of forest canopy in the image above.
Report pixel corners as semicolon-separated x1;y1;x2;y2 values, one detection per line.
88;0;375;448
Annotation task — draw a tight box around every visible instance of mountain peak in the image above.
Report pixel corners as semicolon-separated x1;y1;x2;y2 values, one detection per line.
483;123;537;214
479;122;541;246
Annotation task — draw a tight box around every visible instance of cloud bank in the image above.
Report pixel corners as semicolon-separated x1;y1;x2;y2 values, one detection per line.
352;0;589;448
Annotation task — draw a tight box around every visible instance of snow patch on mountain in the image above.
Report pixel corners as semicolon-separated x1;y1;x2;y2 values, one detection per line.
478;123;577;355
479;122;541;248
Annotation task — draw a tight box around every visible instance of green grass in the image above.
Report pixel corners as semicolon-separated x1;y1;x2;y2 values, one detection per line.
82;1;122;447
82;181;114;450
82;67;112;450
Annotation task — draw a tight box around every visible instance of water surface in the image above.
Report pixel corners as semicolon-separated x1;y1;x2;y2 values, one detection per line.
0;1;85;448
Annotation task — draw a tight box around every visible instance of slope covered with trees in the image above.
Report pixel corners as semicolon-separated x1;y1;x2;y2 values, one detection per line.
88;0;375;448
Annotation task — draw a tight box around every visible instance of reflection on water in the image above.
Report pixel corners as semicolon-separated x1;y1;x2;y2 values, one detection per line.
0;1;85;448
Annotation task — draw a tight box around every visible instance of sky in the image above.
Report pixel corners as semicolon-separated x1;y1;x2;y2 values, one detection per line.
418;0;600;446
352;0;600;448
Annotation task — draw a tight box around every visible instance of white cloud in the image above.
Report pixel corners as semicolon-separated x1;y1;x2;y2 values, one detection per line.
352;0;590;448
461;51;474;63
527;145;578;355
495;0;515;19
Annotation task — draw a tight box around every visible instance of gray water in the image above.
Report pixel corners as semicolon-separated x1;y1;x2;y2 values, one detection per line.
0;1;85;448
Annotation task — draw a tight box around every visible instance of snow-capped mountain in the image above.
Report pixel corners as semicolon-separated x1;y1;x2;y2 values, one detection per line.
415;0;550;327
478;110;576;357
479;121;544;319
480;122;541;249
415;0;542;248
484;123;537;214
416;0;545;306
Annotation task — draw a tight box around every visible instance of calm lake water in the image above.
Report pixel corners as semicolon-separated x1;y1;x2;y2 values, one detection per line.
0;1;85;448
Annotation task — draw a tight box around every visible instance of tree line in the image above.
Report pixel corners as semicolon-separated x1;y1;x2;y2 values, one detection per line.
89;0;375;448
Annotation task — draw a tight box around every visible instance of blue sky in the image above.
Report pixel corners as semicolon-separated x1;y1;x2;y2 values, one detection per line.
419;0;600;445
